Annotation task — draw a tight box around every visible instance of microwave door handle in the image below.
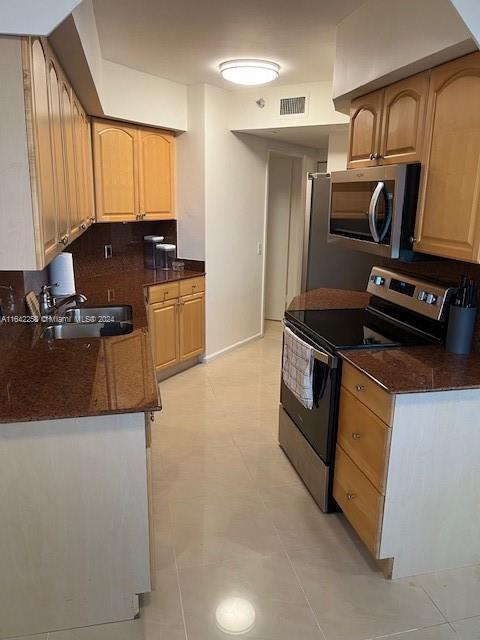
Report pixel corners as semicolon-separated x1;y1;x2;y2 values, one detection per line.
368;181;384;243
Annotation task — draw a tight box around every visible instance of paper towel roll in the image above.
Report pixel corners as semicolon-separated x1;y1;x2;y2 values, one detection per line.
48;253;76;297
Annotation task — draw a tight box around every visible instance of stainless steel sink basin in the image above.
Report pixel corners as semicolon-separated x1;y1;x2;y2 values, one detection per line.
63;305;133;324
41;305;134;340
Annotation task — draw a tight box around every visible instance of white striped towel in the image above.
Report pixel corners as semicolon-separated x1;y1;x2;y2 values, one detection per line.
282;326;314;410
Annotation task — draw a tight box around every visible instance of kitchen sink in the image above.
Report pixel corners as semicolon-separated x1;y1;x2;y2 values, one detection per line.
41;305;134;340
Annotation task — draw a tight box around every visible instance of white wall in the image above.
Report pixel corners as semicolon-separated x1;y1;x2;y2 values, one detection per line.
450;0;480;46
176;85;206;260
265;156;294;321
71;0;103;92
333;0;475;112
229;81;348;131
0;0;81;35
327;131;349;172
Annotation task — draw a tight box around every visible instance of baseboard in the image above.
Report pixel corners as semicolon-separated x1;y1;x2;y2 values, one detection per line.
202;332;263;363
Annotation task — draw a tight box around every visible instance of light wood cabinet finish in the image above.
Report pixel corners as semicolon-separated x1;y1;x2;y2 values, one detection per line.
179;292;205;361
93;119;176;223
347;90;383;168
341;362;394;425
380;72;428;165
414;52;480;263
104;331;152;409
147;277;205;374
337;387;391;493
333;446;384;557
0;36;93;269
149;300;179;371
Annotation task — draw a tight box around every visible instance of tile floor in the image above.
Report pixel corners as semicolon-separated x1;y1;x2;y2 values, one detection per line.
50;322;480;639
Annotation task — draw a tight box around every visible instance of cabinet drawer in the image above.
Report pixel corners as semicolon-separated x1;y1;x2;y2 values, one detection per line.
148;282;180;304
179;276;205;297
338;387;390;493
333;446;384;557
341;362;394;425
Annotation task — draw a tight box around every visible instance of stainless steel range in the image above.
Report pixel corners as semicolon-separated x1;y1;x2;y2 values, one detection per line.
279;267;456;512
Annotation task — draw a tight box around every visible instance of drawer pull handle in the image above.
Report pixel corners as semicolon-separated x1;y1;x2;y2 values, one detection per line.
346;492;356;501
355;384;365;391
352;432;361;439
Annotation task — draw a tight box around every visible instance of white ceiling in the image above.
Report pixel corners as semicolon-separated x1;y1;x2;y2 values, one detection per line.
92;0;367;88
239;123;346;151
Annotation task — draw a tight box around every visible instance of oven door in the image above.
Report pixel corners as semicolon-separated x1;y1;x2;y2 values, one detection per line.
328;164;407;258
280;321;339;465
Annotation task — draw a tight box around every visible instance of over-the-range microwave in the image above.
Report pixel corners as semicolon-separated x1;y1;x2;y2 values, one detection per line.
328;163;421;258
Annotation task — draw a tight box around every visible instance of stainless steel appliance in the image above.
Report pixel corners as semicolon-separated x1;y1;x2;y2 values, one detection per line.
279;267;456;512
328;163;421;258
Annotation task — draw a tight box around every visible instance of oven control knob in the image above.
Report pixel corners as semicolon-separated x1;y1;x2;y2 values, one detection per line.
417;290;427;302
426;293;438;305
372;275;385;286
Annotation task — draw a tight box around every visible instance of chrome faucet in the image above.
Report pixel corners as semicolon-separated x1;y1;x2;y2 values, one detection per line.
39;285;87;319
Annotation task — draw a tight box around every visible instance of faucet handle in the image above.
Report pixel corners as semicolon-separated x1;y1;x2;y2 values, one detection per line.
40;284;59;292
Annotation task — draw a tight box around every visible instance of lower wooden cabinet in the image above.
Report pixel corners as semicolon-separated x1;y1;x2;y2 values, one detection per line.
147;277;205;374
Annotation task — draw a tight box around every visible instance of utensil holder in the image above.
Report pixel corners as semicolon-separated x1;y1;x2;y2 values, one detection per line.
446;305;477;355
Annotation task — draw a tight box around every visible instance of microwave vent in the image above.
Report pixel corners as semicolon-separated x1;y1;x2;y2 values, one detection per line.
280;96;306;116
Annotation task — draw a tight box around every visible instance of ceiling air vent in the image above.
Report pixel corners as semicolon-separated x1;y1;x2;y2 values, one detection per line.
280;96;306;116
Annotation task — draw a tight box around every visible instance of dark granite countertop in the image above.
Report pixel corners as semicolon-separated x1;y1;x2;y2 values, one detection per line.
0;268;205;424
288;287;480;395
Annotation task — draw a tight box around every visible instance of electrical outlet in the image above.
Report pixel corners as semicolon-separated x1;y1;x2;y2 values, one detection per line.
257;242;263;256
104;244;113;259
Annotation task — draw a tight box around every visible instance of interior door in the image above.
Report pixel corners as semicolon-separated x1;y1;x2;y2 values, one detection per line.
93;120;139;222
347;90;383;169
138;128;175;220
380;72;428;165
179;292;205;361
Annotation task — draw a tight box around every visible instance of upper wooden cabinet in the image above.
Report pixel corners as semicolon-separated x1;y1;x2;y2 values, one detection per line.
347;73;428;169
414;52;480;263
0;36;94;270
348;90;383;168
93;119;175;223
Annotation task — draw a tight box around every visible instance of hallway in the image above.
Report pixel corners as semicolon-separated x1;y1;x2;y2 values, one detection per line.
92;322;478;640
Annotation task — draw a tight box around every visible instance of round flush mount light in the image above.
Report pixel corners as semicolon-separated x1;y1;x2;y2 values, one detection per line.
219;59;280;85
215;597;256;635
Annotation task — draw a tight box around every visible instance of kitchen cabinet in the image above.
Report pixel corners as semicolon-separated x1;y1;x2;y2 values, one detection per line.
93;119;175;223
414;51;480;263
0;36;94;270
347;72;428;169
147;277;205;375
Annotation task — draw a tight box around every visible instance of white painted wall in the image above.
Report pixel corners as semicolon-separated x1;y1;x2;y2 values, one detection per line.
327;131;349;172
333;0;475;111
450;0;480;47
229;81;348;131
176;84;206;260
71;0;103;92
0;0;81;35
265;156;294;321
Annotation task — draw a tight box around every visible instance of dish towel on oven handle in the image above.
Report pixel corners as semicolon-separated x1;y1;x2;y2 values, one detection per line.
282;326;314;410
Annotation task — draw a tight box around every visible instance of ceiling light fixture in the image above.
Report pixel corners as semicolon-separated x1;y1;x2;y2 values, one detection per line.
219;59;280;86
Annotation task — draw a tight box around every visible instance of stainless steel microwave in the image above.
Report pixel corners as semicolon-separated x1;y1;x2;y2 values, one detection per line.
328;163;421;258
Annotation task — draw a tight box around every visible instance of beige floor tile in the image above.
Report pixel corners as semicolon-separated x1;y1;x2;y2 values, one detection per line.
417;565;480;622
140;566;184;628
178;554;323;639
380;624;457;640
452;616;480;639
238;441;304;488
288;546;445;640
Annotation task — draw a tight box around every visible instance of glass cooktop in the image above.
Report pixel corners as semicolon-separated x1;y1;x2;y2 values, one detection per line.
285;307;432;351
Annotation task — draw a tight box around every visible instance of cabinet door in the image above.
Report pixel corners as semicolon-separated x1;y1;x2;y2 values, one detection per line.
60;79;77;246
148;300;179;371
30;38;57;264
379;72;429;165
347;90;383;168
179;292;205;361
138;128;175;220
71;95;87;239
46;56;68;255
415;52;480;262
82;112;94;227
93;119;139;222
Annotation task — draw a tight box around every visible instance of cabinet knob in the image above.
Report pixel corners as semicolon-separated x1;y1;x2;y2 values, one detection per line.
409;236;417;244
81;222;86;230
346;493;356;501
59;235;68;246
369;153;374;160
352;432;361;439
355;384;365;392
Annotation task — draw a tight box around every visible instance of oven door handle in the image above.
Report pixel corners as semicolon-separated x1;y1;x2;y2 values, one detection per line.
313;349;330;365
283;320;337;369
